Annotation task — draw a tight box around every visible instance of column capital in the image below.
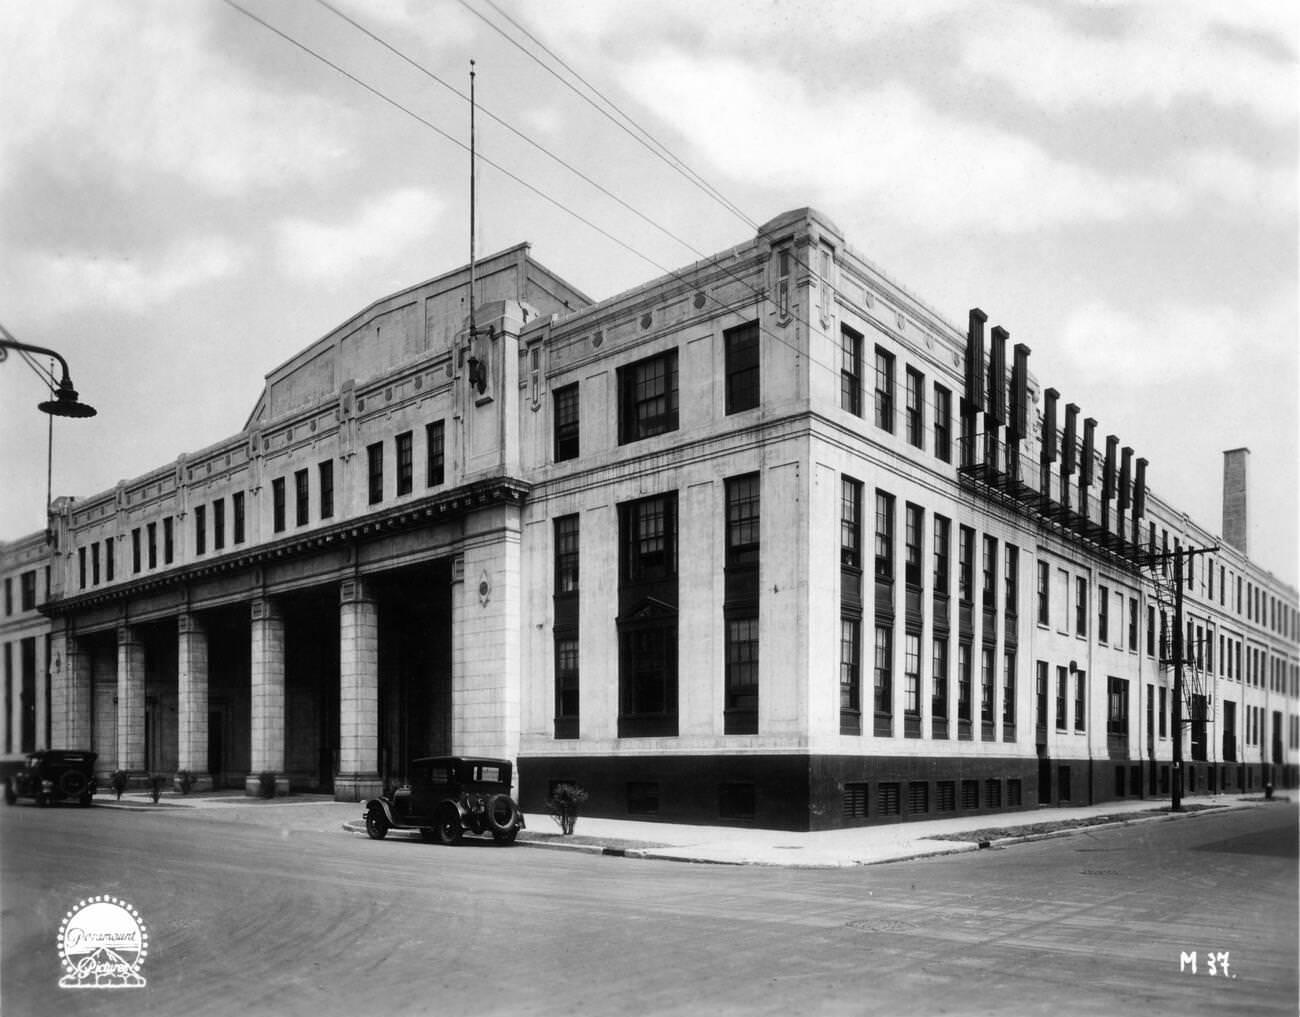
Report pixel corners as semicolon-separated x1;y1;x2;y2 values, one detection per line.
250;596;281;622
340;577;374;606
177;612;205;635
116;624;140;647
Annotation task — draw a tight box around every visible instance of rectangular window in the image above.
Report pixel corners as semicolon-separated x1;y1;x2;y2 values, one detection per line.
933;383;952;462
163;517;173;564
1075;671;1086;732
840;617;861;732
874;491;895;581
147;521;157;569
213;499;225;551
840;325;862;416
426;421;445;487
980;645;995;724
932;636;949;720
395;431;413;496
841;477;862;569
1002;649;1016;727
619;625;677;737
132;528;142;573
1056;666;1068;729
1108;676;1129;737
91;542;100;585
191;509;203;558
618;350;679;444
1098;583;1109;643
874;346;895;432
725;474;760;737
904;632;921;717
726;616;759;723
233;492;246;544
873;624;893;720
726;474;761;568
1158;687;1166;736
555;636;579;736
554;515;580;595
905;366;924;447
958;526;975;605
295;469;310;526
1128;597;1138;651
1037;560;1050;625
1075;577;1088;637
981;535;998;610
272;477;286;533
553;384;579;461
1004;545;1018;616
367;441;384;504
724;321;760;414
1036;660;1048;727
318;462;334;520
78;547;86;589
904;503;923;588
105;536;114;581
957;642;972;723
621;494;677;584
932;515;950;596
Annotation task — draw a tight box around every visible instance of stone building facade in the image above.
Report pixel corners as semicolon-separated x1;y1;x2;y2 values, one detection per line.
4;208;1298;828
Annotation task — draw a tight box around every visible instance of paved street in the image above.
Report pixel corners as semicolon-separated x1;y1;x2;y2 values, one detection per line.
2;800;1295;1017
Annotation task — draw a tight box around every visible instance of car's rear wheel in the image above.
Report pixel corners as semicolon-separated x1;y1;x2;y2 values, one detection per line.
60;771;89;798
365;808;389;840
435;804;462;845
486;794;520;836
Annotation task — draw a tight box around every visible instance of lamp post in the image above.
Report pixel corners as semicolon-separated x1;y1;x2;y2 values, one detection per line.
1;324;97;540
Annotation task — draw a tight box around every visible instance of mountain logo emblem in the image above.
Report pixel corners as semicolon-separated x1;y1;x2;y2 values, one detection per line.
57;896;147;989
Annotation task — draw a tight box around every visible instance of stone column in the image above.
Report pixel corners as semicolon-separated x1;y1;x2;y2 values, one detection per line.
49;626;93;750
177;613;212;791
335;577;382;802
246;597;287;796
116;626;146;776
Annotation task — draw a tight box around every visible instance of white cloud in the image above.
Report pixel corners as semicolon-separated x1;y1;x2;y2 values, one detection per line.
959;2;1296;128
7;236;244;316
0;1;355;195
274;188;444;281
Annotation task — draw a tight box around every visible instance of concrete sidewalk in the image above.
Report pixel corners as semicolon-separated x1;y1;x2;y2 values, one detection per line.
94;789;1279;867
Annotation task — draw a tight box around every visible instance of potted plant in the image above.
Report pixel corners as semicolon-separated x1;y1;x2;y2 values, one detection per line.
546;782;588;836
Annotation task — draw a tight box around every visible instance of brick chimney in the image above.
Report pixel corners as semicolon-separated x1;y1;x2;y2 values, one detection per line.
1222;448;1250;554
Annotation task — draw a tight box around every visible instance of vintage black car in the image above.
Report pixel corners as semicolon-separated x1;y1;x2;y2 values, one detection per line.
364;756;524;845
4;750;98;807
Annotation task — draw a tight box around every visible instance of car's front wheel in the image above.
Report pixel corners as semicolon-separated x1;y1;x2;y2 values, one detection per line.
435;804;462;845
365;808;389;840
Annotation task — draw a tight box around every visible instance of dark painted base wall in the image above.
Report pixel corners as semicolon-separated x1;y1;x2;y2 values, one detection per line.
519;753;1298;832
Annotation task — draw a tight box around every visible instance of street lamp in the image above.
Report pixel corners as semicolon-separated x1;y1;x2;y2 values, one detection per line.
0;324;97;418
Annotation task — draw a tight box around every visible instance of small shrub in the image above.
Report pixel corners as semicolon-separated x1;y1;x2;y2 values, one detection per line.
109;770;128;801
546;782;589;836
174;771;195;795
256;771;277;799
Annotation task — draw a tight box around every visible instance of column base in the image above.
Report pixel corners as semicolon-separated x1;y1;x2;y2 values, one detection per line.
244;773;291;798
333;773;384;803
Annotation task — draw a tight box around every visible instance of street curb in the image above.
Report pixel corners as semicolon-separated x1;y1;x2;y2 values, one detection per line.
976;801;1239;851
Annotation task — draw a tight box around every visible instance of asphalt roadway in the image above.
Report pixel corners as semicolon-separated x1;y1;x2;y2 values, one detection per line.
1;798;1295;1017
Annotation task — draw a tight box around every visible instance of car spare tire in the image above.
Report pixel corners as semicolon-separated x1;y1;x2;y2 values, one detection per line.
485;793;520;835
60;770;89;797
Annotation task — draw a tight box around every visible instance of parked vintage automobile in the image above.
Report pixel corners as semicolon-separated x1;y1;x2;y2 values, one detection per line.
363;756;525;845
4;750;98;807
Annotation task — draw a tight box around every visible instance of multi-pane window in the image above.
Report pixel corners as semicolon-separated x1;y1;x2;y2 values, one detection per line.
1002;650;1016;726
367;441;384;504
1004;545;1018;616
1098;584;1109;643
272;477;286;533
934;384;952;462
555;637;579;735
904;503;923;588
395;431;413;497
1036;660;1049;727
932;637;948;719
840;618;861;724
726;617;759;719
958;526;975;604
1107;676;1129;736
619;350;678;444
840;325;862;416
932;515;950;595
233;492;246;544
957;642;972;722
726;475;760;567
905;367;924;447
295;469;310;526
726;474;760;735
1076;671;1086;731
426;421;445;487
874;491;894;581
904;633;921;717
874;625;893;717
1037;561;1050;624
1075;577;1088;637
555;515;580;595
553;384;579;462
213;498;225;551
1056;666;1068;729
622;495;677;583
874;346;895;432
981;535;997;610
618;492;678;737
192;509;204;557
1128;597;1138;651
319;461;334;520
841;478;862;569
1159;686;1167;737
724;321;760;414
980;646;995;724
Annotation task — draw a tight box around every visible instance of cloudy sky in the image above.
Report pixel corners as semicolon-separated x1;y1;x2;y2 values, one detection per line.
1;0;1296;584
